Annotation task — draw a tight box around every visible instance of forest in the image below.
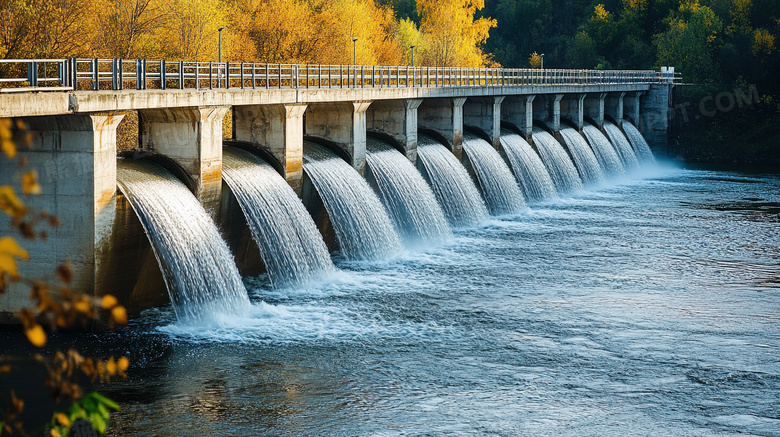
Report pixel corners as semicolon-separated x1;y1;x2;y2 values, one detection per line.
1;0;778;162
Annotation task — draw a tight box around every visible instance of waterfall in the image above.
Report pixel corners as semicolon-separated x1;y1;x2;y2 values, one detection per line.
603;121;640;170
302;142;402;261
416;134;489;227
622;121;656;164
365;138;452;245
117;159;250;322
461;132;526;215
582;123;626;178
499;129;558;202
222;147;335;288
531;127;584;194
558;126;606;186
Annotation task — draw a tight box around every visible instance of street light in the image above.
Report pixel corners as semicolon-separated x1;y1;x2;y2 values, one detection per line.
218;27;225;63
540;53;545;69
410;44;415;67
352;37;358;65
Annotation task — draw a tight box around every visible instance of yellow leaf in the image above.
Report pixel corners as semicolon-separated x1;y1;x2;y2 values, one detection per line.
50;428;62;437
25;324;47;347
111;306;127;325
21;171;41;195
54;412;71;427
0;186;26;218
106;357;117;375
0;118;15;159
74;299;91;314
101;294;118;309
117;356;129;372
0;237;29;277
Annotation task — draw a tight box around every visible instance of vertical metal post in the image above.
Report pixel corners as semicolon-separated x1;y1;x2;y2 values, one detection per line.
251;63;256;89
179;61;184;89
70;58;78;89
209;62;213;89
265;63;269;89
277;63;281;88
111;59;118;89
160;60;166;90
195;62;200;89
92;59;99;90
225;62;230;88
240;62;244;89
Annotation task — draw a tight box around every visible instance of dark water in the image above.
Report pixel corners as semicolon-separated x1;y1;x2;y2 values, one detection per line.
100;164;779;436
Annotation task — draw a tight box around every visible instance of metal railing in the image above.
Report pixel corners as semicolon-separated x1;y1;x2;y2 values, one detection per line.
0;58;682;92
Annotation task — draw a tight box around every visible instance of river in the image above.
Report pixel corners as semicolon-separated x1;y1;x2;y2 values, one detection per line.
101;163;779;436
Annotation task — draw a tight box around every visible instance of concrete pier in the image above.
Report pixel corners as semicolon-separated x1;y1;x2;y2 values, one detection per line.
418;97;467;160
365;99;422;163
305;101;372;174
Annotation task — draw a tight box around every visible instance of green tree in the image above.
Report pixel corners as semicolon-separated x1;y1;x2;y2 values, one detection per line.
654;0;722;83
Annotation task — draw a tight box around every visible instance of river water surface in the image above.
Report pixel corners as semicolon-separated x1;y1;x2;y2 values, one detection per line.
103;164;779;436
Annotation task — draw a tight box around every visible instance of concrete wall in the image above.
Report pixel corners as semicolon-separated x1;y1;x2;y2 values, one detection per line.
640;84;672;152
365;99;421;163
0;113;123;321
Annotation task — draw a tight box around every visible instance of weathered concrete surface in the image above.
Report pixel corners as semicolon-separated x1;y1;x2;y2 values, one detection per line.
1;84;653;118
233;103;307;193
640;84;672;151
584;93;608;129
560;94;587;130
0;112;123;321
139;106;229;216
418;97;467;160
606;92;627;124
365;99;422;163
305;101;372;174
502;95;536;142
463;96;505;150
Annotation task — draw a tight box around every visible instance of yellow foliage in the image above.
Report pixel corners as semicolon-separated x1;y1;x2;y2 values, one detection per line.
21;171;42;196
416;0;496;67
622;0;647;12
753;29;775;56
594;4;610;21
0;236;29;278
54;413;71;428
25;324;47;347
101;294;119;309
111;305;128;325
529;51;542;69
0;119;15;159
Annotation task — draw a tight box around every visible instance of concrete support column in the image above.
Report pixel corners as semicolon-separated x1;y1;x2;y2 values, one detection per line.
640;84;672;151
418;97;467;160
606;92;626;125
0;113;123;319
306;101;372;174
365;99;422;163
584;93;608;129
627;92;643;126
463;96;505;150
551;94;564;134
573;94;586;131
139;106;229;216
233;103;307;193
502;95;535;143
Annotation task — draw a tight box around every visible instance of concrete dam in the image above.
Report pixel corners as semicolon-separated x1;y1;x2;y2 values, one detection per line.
0;60;677;321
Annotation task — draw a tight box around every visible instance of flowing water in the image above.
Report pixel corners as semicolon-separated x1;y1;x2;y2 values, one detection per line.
582;123;626;178
222;147;334;288
302;142;402;261
623;121;657;164
416;134;489;227
365;137;452;245
558;126;606;186
116;159;250;323
103;163;780;436
532;127;584;194
461;132;526;215
499;129;558;203
604;121;640;170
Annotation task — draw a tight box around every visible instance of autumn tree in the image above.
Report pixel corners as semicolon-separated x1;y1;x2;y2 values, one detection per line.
654;0;722;84
415;0;496;67
0;0;92;59
89;0;168;59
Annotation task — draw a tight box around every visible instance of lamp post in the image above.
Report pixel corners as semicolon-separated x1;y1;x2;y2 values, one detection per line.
540;53;545;70
410;44;415;67
218;27;225;63
352;37;358;65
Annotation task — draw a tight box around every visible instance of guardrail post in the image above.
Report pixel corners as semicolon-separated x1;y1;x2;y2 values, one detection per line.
225;62;230;89
111;59;118;89
92;59;99;90
179;61;184;89
209;62;213;89
160;60;166;90
27;61;37;87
